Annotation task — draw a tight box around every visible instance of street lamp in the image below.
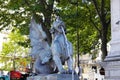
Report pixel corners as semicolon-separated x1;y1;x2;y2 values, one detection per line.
12;50;16;71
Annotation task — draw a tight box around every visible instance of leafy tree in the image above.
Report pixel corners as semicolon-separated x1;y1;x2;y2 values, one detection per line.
55;0;110;61
0;0;110;62
0;0;56;44
0;28;29;70
83;0;111;60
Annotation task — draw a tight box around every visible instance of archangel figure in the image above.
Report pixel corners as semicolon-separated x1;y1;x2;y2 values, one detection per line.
29;16;73;74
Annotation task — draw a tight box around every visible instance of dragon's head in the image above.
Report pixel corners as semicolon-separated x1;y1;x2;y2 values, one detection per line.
50;16;66;34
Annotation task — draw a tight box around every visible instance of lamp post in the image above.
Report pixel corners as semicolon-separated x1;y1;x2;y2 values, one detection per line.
12;50;16;71
70;0;80;74
12;44;17;71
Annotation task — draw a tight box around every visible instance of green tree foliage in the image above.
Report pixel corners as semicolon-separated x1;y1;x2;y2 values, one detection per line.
0;28;29;70
0;0;110;63
55;0;110;60
83;0;110;60
0;0;58;43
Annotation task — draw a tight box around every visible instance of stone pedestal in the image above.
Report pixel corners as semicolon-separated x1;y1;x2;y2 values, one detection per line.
102;0;120;80
101;61;120;80
27;74;80;80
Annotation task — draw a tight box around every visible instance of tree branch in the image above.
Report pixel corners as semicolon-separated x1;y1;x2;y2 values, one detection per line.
24;0;30;6
100;0;107;25
86;4;101;34
92;0;105;25
106;18;110;26
101;0;105;18
92;0;101;18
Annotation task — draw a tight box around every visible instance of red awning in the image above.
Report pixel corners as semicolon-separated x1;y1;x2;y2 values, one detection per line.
10;71;21;78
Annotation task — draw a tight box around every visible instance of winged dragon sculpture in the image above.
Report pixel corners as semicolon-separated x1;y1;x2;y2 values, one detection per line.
29;16;74;74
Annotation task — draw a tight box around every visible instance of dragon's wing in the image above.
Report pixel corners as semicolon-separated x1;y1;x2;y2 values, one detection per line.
29;18;50;58
29;18;46;46
29;19;52;64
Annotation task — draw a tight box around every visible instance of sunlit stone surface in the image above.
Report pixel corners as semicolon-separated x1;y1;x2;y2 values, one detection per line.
102;0;120;80
27;74;79;80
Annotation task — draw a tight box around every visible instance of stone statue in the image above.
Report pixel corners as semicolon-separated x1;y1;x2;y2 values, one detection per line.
29;18;57;74
29;16;73;74
50;16;73;74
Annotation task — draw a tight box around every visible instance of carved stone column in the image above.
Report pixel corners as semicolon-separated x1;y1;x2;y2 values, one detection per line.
102;0;120;80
